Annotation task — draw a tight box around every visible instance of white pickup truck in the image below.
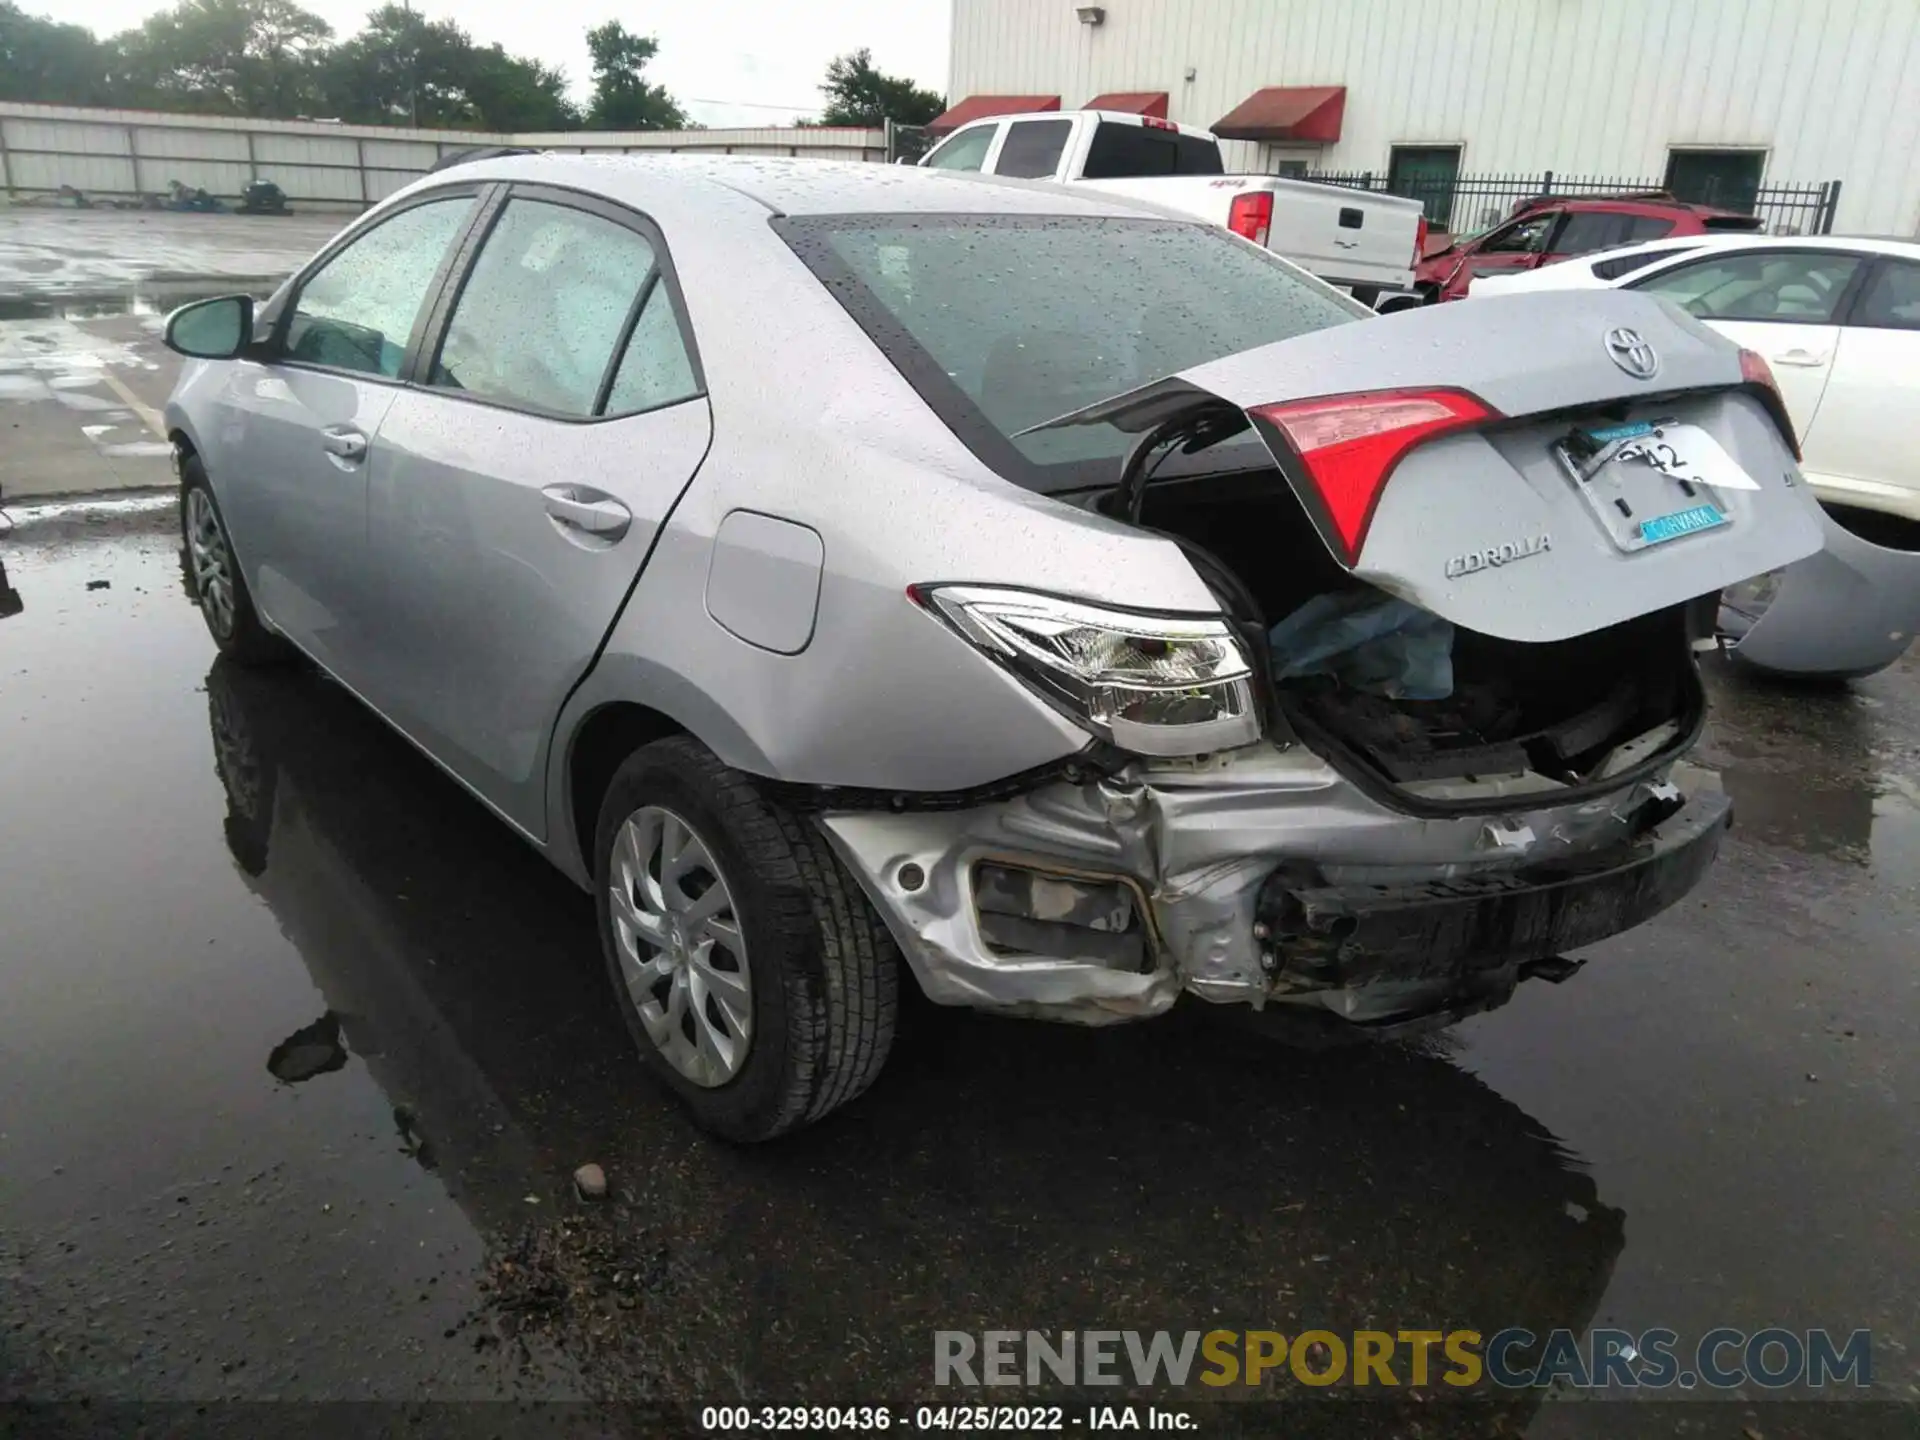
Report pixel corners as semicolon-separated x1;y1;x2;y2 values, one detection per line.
919;108;1426;299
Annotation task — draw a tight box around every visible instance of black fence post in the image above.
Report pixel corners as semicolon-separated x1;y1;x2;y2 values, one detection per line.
1540;169;1553;195
1822;180;1842;234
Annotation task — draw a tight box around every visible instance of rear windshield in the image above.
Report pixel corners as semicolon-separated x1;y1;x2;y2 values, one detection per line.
776;214;1363;492
1082;122;1225;178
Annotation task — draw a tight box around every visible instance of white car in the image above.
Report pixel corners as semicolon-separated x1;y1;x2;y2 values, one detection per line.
1472;235;1920;527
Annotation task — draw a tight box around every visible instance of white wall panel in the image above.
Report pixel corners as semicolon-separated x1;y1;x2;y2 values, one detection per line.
134;126;247;161
950;0;1920;233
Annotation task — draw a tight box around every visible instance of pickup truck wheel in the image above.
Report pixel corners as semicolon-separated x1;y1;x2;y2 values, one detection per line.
180;458;292;667
594;736;900;1141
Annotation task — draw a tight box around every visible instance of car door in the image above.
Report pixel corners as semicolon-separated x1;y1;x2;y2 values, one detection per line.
213;189;483;680
1627;247;1868;447
359;187;712;838
1791;255;1920;511
1448;210;1561;293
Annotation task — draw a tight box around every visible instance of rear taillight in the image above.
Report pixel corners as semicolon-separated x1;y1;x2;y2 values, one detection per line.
1249;389;1498;563
1739;347;1802;459
1413;215;1429;266
1227;191;1273;248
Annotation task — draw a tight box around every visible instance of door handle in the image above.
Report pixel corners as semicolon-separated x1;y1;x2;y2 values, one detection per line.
320;427;368;460
1771;349;1828;367
541;486;632;539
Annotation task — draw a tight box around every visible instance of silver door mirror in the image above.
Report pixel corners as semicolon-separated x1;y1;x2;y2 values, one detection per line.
165;295;254;360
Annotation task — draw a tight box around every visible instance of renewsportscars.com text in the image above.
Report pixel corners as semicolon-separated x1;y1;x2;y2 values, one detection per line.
934;1328;1872;1390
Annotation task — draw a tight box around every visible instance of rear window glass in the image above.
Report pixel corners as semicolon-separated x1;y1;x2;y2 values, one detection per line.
777;214;1364;491
1082;123;1224;178
997;119;1071;179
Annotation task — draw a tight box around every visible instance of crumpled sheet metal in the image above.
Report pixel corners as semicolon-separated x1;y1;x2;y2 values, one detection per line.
819;742;1673;1025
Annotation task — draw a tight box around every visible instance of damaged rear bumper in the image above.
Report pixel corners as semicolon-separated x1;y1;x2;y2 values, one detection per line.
815;744;1726;1030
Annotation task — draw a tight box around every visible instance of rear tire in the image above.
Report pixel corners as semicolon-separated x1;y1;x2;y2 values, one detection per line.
593;736;900;1141
180;456;292;667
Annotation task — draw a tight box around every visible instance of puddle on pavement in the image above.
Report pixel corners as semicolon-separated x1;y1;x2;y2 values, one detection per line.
3;516;1915;1413
1697;658;1920;871
0;278;282;323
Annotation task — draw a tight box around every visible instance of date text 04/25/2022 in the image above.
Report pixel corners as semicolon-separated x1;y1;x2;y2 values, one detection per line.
699;1405;1194;1431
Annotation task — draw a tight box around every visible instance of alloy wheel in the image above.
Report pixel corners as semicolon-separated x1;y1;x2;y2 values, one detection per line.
608;805;753;1088
185;488;236;640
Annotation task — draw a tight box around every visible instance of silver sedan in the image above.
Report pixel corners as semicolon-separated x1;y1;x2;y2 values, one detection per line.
165;156;1819;1138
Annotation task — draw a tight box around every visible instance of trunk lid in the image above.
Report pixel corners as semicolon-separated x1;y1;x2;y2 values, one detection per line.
1029;290;1825;643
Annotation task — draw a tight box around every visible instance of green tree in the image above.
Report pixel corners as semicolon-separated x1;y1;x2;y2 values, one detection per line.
113;0;333;117
319;6;577;131
584;20;685;131
0;3;113;106
816;47;942;127
463;45;578;132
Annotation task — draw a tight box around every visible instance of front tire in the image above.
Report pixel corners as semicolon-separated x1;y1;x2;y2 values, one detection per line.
594;736;900;1141
180;457;291;666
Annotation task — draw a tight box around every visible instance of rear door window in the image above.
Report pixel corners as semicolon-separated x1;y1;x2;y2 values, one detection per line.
924;125;997;172
1632;250;1863;322
996;119;1072;179
1619;215;1677;243
1553;211;1628;255
430;198;657;416
1081;122;1224;178
284;196;475;377
1591;243;1702;280
1848;259;1920;330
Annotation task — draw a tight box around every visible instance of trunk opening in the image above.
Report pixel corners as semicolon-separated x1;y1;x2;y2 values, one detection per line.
1133;467;1704;807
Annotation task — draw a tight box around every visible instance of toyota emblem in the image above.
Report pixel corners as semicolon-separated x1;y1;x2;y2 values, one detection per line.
1605;327;1660;379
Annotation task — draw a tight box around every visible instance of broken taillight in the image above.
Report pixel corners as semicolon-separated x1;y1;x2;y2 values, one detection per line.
1739;347;1802;459
1227;191;1273;248
1249;389;1498;564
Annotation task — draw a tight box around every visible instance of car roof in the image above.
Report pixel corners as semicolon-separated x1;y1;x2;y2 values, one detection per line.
430;151;1176;221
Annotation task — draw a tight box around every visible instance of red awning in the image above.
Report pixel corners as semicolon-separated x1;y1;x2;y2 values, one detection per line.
927;94;1061;135
1084;91;1170;118
1212;85;1346;143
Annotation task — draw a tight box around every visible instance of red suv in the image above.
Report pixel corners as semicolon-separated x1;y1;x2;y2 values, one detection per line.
1402;193;1765;305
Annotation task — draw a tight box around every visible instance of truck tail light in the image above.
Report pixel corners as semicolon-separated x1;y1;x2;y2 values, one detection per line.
1249;389;1498;563
1413;214;1429;266
1227;191;1273;248
1739;348;1801;459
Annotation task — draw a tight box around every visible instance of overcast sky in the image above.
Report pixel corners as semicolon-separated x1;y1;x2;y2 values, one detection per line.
62;1;952;127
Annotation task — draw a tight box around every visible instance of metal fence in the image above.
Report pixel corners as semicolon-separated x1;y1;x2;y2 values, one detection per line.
0;101;889;212
1299;169;1844;238
886;121;935;165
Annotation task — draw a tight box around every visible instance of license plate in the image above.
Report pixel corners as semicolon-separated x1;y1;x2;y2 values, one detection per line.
1554;421;1752;554
1639;503;1727;545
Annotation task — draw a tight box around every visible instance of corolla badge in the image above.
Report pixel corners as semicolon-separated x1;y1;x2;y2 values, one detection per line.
1446;533;1552;579
1605;327;1660;379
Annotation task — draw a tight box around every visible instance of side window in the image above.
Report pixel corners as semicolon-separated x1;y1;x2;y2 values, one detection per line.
1553;211;1627;255
1849;260;1920;331
1479;213;1558;254
1619;215;1677;243
1632;251;1863;322
431;198;656;417
924;125;996;172
995;119;1072;179
285;196;475;377
604;282;700;415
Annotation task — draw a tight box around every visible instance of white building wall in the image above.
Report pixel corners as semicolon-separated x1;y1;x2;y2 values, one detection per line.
949;0;1920;234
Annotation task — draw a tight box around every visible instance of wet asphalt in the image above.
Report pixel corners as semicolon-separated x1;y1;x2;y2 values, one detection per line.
1;504;1915;1438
